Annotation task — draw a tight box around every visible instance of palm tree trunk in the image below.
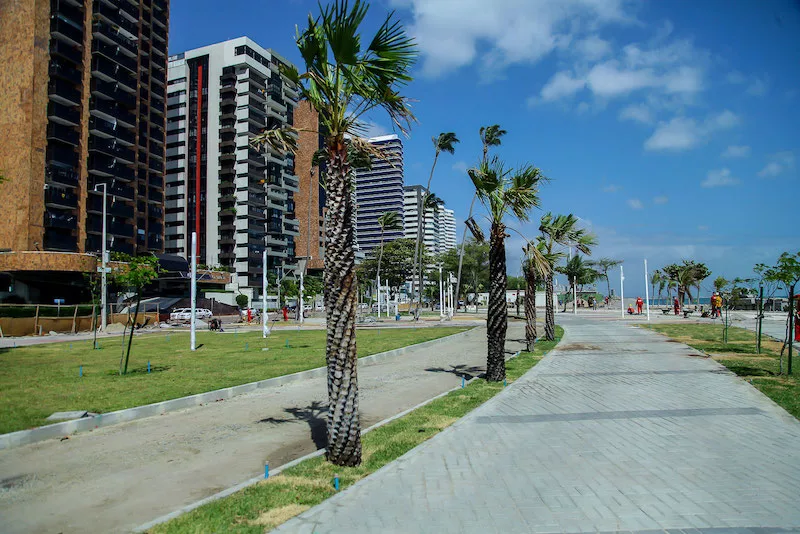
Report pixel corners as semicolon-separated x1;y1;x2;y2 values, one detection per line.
323;143;361;467
545;273;555;341
486;223;507;382
524;266;537;352
455;194;477;312
605;272;611;300
376;229;384;314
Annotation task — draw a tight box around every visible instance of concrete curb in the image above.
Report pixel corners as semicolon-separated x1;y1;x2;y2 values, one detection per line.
133;348;521;533
0;327;477;451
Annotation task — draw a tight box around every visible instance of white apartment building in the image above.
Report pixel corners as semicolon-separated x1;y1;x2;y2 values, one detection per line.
403;186;456;256
354;135;404;255
165;37;301;294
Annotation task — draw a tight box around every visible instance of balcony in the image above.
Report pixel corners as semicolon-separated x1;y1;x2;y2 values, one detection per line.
91;96;135;126
47;144;79;168
47;165;79;188
93;2;137;35
147;234;163;250
47;123;79;146
91;38;137;72
116;0;139;19
92;20;136;54
44;231;78;252
49;61;82;85
149;159;164;173
88;215;133;237
267;221;282;234
45;211;78;230
89;136;135;163
91;56;136;90
149;174;164;188
148;189;163;203
51;15;84;47
89;116;135;144
49;40;82;65
47;101;80;126
49;78;82;106
91;79;136;109
45;186;79;209
88;153;135;180
149;221;163;234
87;194;135;217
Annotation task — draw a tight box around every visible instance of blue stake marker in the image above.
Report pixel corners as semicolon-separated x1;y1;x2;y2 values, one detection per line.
245;342;249;351
166;334;170;342
461;376;465;388
504;379;507;387
79;365;83;377
333;474;340;491
69;343;72;350
264;462;269;479
148;361;151;373
285;339;289;348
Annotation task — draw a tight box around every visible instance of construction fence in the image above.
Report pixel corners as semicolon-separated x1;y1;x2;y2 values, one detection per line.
0;304;159;337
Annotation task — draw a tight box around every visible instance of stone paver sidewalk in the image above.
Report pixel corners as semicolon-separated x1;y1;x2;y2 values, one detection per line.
277;315;800;533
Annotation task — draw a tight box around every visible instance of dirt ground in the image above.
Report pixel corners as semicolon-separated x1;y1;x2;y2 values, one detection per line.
0;324;523;534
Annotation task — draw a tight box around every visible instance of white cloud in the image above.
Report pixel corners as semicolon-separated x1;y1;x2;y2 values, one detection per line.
452;160;469;173
602;184;621;193
628;198;644;210
576;101;591;114
644;110;740;151
653;195;669;204
619;103;653;124
360;120;391;138
722;145;751;158
746;77;768;96
538;71;586;102
701;168;740;188
575;35;613;61
757;151;795;178
586;61;657;97
396;0;635;77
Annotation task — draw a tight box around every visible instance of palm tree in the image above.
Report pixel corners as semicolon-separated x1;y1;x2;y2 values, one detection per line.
415;192;444;312
251;0;416;467
469;157;543;381
650;269;663;305
522;238;552;351
591;258;622;300
557;255;599;311
455;125;507;313
539;213;596;340
410;133;458;313
376;211;400;314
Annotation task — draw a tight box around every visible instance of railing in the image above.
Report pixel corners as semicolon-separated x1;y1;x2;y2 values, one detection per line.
47;144;79;168
47;122;78;146
44;231;78;252
45;187;79;208
49;61;81;85
89;137;135;162
48;101;80;125
92;39;137;72
45;211;78;230
51;15;84;45
50;39;82;65
92;21;137;55
47;166;79;188
91;95;136;125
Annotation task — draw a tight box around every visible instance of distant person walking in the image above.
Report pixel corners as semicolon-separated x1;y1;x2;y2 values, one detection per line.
673;297;680;315
714;293;723;318
282;305;289;322
636;296;643;315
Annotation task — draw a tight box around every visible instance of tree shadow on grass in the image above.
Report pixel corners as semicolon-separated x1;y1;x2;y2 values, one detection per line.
724;365;777;378
257;400;328;450
425;364;485;380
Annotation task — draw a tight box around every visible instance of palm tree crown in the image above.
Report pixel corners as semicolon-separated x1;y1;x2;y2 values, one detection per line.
469;158;543;226
479;125;507;162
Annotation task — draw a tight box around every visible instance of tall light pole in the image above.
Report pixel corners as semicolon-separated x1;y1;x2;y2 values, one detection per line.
620;264;625;318
268;250;274;339
190;232;197;351
438;264;444;319
644;258;650;321
94;184;108;332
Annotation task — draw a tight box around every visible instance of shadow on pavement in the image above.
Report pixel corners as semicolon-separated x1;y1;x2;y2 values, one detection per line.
257;400;328;450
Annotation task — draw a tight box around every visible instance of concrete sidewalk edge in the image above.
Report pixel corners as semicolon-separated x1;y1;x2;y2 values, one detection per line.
0;327;477;451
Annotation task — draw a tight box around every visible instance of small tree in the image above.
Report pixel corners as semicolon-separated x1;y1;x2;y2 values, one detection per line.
235;293;249;309
83;272;101;349
591;258;622;299
112;256;158;375
761;251;800;374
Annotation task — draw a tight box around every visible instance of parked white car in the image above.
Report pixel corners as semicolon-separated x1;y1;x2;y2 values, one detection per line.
170;308;212;322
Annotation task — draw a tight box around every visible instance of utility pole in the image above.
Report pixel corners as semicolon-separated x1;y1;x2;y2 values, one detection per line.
190;232;197;351
94;184;108;332
620;265;625;318
438;264;444;319
644;258;650;321
262;249;268;338
757;285;764;354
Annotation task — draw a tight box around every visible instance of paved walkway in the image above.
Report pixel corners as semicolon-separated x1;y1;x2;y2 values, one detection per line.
278;315;800;533
0;324;514;533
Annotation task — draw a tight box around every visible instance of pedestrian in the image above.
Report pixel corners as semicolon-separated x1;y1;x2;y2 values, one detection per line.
636;296;643;315
673;297;680;315
604;296;609;307
794;307;800;342
627;304;635;315
282;305;289;322
246;308;253;324
710;292;718;318
715;293;723;318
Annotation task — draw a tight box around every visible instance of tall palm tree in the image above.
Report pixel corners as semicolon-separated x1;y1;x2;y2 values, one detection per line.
522;238;552;351
650;269;663;305
539;213;596;340
469;157;543;381
376;211;400;313
415;192;444;312
456;125;507;313
251;0;416;467
557;255;599;311
410;133;458;312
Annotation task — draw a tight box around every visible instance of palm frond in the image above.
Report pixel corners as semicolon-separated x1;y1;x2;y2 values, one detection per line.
250;126;299;155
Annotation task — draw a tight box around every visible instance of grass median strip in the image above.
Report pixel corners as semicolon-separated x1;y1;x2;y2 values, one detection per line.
643;323;798;419
0;326;469;434
149;326;563;534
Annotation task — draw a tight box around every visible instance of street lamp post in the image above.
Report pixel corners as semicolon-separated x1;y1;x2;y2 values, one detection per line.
297;257;308;325
190;232;197;351
438;264;444;319
620;265;625;318
262;249;269;338
93;184;108;332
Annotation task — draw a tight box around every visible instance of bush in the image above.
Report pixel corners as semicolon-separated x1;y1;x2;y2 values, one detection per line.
235;294;248;309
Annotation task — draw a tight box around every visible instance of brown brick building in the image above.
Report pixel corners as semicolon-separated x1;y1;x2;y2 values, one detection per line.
293;100;324;272
0;0;169;303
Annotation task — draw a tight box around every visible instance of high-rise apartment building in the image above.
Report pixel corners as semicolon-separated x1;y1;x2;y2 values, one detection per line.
403;186;456;256
439;208;456;253
164;37;301;291
354;134;404;255
294;101;324;273
0;0;169;256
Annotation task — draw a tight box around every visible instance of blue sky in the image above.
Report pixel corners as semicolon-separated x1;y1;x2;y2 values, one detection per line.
170;0;800;296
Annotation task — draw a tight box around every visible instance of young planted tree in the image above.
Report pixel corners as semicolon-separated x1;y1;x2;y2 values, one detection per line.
522;238;552;351
456;125;506;311
410;133;458;312
760;251;800;374
112;255;158;375
251;0;416;466
358;238;423;302
662;260;711;307
557;255;599;311
375;211;401;311
539;213;596;340
469;157;543;381
591;257;622;300
441;239;489;307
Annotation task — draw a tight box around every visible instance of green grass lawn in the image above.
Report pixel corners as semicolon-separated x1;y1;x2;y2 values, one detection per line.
643;323;799;418
150;326;563;534
0;326;469;434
